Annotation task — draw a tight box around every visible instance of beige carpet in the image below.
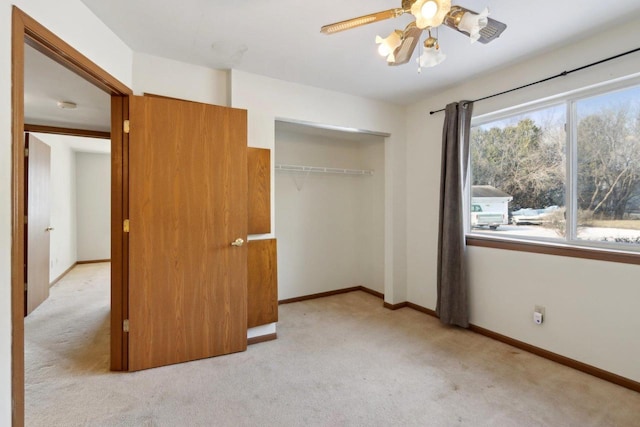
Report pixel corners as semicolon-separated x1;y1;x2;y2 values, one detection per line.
25;263;640;426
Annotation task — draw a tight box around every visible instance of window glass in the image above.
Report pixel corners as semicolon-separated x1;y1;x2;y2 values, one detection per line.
576;85;640;247
470;105;566;240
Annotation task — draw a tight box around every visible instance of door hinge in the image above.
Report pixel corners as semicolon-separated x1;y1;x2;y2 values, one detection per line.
123;120;130;134
24;148;29;157
24;282;28;292
123;319;129;332
24;215;28;224
123;219;130;233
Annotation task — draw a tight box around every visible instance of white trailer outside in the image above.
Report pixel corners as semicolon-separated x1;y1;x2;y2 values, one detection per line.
471;185;513;228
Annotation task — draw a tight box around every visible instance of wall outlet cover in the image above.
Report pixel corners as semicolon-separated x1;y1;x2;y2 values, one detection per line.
533;311;543;324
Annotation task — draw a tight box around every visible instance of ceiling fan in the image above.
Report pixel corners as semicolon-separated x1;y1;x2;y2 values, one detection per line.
320;0;507;68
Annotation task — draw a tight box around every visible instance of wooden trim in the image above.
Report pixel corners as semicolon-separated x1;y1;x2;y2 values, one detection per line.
50;260;112;288
383;301;408;310
278;286;383;305
467;236;640;265
76;259;111;265
406;302;437;317
19;11;131;96
24;124;110;139
359;287;384;299
248;333;278;346
393;299;640;394
11;9;26;426
110;95;128;372
468;324;640;393
49;263;77;287
12;7;132;425
279;287;363;304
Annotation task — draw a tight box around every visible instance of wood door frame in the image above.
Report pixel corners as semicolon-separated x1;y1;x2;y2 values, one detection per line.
11;7;132;426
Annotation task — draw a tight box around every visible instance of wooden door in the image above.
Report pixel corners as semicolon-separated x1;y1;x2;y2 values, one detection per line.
25;133;52;316
127;95;248;371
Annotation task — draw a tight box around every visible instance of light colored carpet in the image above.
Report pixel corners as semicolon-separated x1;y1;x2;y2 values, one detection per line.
25;263;640;426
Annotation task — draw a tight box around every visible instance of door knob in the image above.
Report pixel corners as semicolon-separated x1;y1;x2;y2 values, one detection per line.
45;227;54;232
231;238;244;247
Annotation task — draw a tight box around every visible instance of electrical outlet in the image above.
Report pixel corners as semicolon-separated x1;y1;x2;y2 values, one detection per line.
533;312;543;324
533;305;545;325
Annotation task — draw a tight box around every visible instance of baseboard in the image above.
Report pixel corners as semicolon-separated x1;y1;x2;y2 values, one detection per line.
49;262;77;287
247;333;277;346
359;287;384;299
279;286;381;304
51;260;110;286
389;299;640;394
406;302;437;317
383;301;408;310
467;324;640;393
279;286;639;392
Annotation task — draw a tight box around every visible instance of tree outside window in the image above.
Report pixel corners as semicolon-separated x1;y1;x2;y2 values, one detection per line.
469;83;640;250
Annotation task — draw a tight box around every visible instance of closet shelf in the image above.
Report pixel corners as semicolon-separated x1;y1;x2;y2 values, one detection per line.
275;163;374;176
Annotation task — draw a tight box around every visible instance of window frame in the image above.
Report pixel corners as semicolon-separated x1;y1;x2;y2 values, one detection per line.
466;74;640;265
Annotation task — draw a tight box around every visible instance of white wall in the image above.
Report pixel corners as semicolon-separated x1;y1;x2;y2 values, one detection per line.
405;17;640;382
76;152;110;261
0;1;132;422
34;134;78;283
230;70;407;304
275;130;385;299
357;139;386;293
133;52;229;105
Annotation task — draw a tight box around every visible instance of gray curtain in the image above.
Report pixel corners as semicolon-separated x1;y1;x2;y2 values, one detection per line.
436;101;474;328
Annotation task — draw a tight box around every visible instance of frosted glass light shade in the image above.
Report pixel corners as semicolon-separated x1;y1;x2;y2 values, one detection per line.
375;30;402;59
418;45;446;68
411;0;451;29
458;7;489;42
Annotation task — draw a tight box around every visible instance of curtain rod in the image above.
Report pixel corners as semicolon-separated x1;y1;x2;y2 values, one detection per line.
429;46;640;115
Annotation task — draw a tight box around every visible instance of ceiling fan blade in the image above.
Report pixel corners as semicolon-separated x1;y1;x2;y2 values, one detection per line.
476;18;507;44
321;8;405;35
443;11;507;44
388;22;422;66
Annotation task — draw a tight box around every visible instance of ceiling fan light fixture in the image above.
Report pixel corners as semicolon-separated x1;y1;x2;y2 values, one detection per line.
411;0;451;29
320;1;506;68
457;7;489;42
418;37;446;68
376;30;403;57
421;1;438;18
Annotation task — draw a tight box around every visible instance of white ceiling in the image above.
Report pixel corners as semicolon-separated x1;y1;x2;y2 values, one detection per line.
31;133;111;154
79;0;640;105
24;44;111;132
23;1;640;134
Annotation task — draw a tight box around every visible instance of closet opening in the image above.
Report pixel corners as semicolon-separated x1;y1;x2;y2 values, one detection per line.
275;120;387;301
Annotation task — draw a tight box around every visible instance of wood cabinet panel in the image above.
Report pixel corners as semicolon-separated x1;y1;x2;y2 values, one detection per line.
247;148;271;234
248;239;278;328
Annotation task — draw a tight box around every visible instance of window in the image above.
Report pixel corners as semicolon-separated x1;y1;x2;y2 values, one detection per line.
469;80;640;254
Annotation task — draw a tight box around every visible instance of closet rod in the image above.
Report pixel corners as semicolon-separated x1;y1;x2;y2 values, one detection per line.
429;46;640;115
275;163;374;176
